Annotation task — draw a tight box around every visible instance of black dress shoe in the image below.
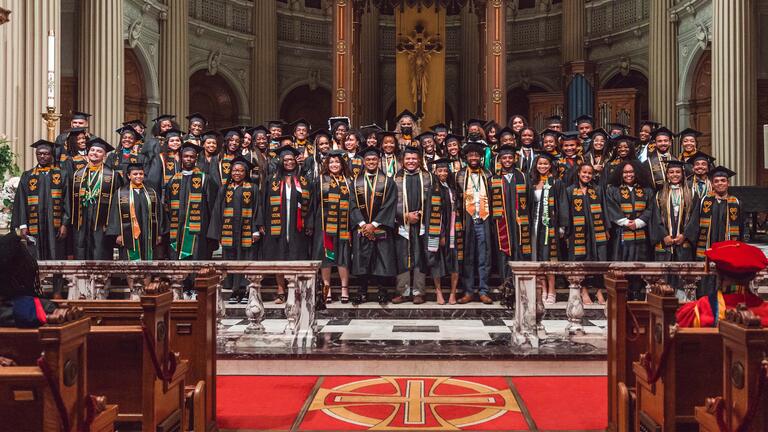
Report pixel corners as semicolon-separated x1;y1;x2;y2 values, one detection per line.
352;293;368;305
377;292;389;305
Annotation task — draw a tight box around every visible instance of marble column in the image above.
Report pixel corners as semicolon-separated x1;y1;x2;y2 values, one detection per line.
483;0;506;124
0;0;60;169
459;2;480;123
250;0;277;124
159;0;189;122
332;0;354;120
561;0;585;64
712;0;757;186
78;0;124;141
358;7;380;125
648;0;677;131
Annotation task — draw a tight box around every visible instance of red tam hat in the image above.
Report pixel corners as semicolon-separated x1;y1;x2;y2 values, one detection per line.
705;240;768;280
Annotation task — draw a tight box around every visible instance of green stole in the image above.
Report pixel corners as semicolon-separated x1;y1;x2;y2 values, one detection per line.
72;164;115;231
168;170;206;259
25;166;65;236
118;186;158;260
618;184;648;243
695;194;741;259
220;182;255;249
571;186;607;259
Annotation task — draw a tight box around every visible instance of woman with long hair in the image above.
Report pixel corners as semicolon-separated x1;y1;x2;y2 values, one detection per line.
529;153;564;303
602;135;637;185
63;127;90;175
379;131;401;178
343;129;365;178
653;160;694;262
584;128;611;185
430;158;461;304
394;110;420;149
310;150;354;303
508;114;528;134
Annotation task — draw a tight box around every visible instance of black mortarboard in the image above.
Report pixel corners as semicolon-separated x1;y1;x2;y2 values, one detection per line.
395;110;418;122
606;122;629;132
231;155;255;171
574;115;594;126
275;144;300;158
291;118;311;131
689;151;715;164
534;152;557;163
126;161;145;173
360;124;384;135
560;131;581;141
249;125;269;136
611;134;638;144
430;158;452;168
186;113;208;125
430;123;448;132
415;131;436;142
161;127;184;139
152;114;175;123
497;144;516;155
180;142;202;154
116;125;141;140
86;137;115;153
462;141;487;155
497;127;516;138
309;129;332;141
122;119;147;129
377;131;398;140
267;119;285;128
72;111;91;120
221;127;244;140
540;128;562;139
677;128;702;139
640;120;661;130
67;127;87;137
651;127;674;140
30;139;58;150
465;118;485;127
484;120;500;130
357;147;382;158
710;166;736;179
589;128;610;140
665;160;686;170
444;133;465;143
402;145;423;156
327;149;347;158
328;117;350;130
201;130;221;141
545;115;562;124
276;135;295;145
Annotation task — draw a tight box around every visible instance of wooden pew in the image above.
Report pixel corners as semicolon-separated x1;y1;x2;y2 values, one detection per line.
633;287;723;431
695;308;768;432
86;287;189;431
0;316;118;432
56;270;218;431
606;271;651;432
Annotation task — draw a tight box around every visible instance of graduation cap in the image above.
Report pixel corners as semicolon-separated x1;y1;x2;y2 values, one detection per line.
560;131;581;142
497;144;516;155
462;141;487;155
589;128;610;140
606;122;629;133
611;134;638;144
664;160;686;170
115;125;141;141
651;127;675;140
444;133;465;143
275;144;301;158
30;139;58;150
465;118;485;128
640;120;661;130
430;123;448;132
573;115;594;126
86;137;115;153
221;126;244;140
186;113;208;126
540;128;562;139
327;149;347;158
430;158;452;168
328;116;350;130
267;119;285;129
534;152;557;163
126;161;146;173
309;129;332;141
201;130;221;141
152;114;176;123
402;145;423;156
709;165;736;179
395;110;418;122
689;151;715;164
72;111;91;120
415;131;436;142
497;127;516;138
677;128;702;139
180;142;202;154
483;120;500;130
67;127;88;137
161;127;184;139
248;125;269;136
275;135;296;145
357;147;382;158
231;155;255;171
545;115;563;124
377;130;398;140
360;123;384;135
122;119;147;129
291;118;311;131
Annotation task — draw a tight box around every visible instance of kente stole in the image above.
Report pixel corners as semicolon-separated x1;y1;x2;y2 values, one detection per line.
490;172;531;258
354;172;389;239
395;170;442;253
571;187;607;259
220;182;256;249
459;169;490;221
695;194;741;259
160;153;179;185
320;174;351;261
218;155;234;184
118;187;158;260
25;167;65;236
267;174;310;236
168;170;206;259
72;165;115;231
618;185;648;243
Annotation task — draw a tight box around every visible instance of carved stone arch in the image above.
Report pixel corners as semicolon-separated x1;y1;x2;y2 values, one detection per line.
189;66;241;129
189;61;250;122
678;44;710;102
124;47;148;123
124;40;160;111
507;78;558;93
598;63;650;90
685;49;712;154
277;78;333;111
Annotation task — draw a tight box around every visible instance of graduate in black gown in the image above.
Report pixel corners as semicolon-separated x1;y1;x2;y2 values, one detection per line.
583;129;611;186
684;166;744;296
431;158;461;305
515;127;537;175
556;132;583;185
304;129;332;183
60;127;89;179
12;140;71;297
107;162;161;261
687;151;715;200
379;131;402;178
392;146;442;305
146;128;182;194
106;126;145;183
645;127;678;190
54;111;90;146
261;145;312;304
244;126;270;189
559;163;610;305
350;147;398;305
71;137;121;260
653;160;695;262
163;142;218;263
197;130;221;175
605;159;659;300
208;156;262;304
602;135;638;187
210;127;243;189
309;150;354;304
144;114;177;161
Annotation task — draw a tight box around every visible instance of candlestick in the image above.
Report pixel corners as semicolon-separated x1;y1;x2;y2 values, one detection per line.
47;31;55;108
42;107;61;142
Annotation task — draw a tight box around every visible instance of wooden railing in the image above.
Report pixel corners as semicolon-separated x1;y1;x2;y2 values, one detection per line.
37;261;322;349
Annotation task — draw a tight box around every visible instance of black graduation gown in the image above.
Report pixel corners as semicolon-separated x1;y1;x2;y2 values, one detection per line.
394;170;440;274
72;165;121;260
430;181;460;277
529;178;564;261
105;150;146;183
145;152;179;195
491;170;528;280
454;168;493;278
684;194;744;253
605;185;658;261
12;167;71;260
558;185;609;261
106;185;161;260
163;172;218;260
197;153;217;176
260;173;312;261
515;147;536;174
308;175;353;269
209;153;237;190
349;171;398;277
653;189;694;262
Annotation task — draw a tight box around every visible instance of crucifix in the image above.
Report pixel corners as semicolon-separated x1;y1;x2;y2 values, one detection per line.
397;23;443;119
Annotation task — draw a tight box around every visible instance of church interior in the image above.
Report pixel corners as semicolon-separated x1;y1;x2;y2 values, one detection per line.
1;1;768;431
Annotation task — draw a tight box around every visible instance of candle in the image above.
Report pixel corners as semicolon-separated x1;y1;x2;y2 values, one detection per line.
47;31;55;108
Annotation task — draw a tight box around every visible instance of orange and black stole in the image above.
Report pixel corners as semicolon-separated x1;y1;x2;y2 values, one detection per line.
490;171;531;259
218;154;234;185
354;171;389;239
117;186;159;259
618;184;648;244
695;193;741;259
570;186;607;259
25;166;65;236
220;182;255;249
394;170;442;252
267;174;310;237
167;169;205;259
159;152;179;185
319;174;351;261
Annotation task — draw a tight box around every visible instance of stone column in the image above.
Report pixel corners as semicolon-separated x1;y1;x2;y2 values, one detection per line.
483;0;506;124
0;0;60;169
78;0;124;141
712;0;757;186
561;0;585;64
159;0;189;122
332;0;354;120
648;0;677;131
250;0;277;124
459;2;480;123
561;0;594;127
357;7;380;125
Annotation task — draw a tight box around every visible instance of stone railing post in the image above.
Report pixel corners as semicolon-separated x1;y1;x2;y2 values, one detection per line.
244;274;265;334
565;275;585;335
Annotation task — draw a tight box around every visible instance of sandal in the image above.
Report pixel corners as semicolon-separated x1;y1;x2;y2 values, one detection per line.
581;293;594;305
274;293;286;304
323;285;333;304
340;287;349;304
544;293;556;305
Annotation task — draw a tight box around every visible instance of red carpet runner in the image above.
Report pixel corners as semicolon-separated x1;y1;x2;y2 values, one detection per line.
217;375;606;431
